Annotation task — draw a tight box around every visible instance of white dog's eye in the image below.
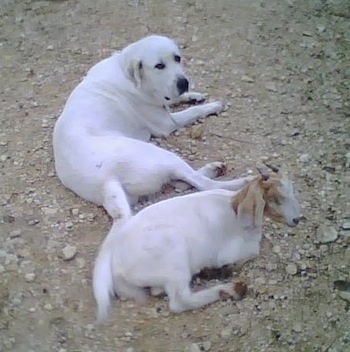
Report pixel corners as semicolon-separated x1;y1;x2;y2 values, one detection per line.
155;63;165;70
174;55;181;63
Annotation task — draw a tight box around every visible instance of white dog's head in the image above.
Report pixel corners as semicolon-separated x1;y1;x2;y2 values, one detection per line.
122;35;189;105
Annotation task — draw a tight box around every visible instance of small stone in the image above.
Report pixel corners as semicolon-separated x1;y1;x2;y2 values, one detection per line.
9;229;21;239
65;221;73;229
260;155;270;162
339;291;350;303
293;324;302;333
264;82;278;92
285;263;298;275
71;208;79;216
190;125;203;140
24;273;36;282
266;263;277;272
220;327;232;339
317;25;325;33
47;45;54;50
61;245;77;261
341;222;350;230
41;207;57;216
302;31;312;37
201;341;211;351
316;225;338;243
273;245;281;254
190;343;201;352
241;75;255;83
44;303;53;310
299;153;310;163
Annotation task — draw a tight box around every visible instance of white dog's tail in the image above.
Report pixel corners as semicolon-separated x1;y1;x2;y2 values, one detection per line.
93;243;114;322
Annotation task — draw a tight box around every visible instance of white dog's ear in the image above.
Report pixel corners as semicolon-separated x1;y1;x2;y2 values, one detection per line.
127;59;143;87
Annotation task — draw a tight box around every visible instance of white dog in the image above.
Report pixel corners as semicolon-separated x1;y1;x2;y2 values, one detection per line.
53;35;253;220
93;167;300;321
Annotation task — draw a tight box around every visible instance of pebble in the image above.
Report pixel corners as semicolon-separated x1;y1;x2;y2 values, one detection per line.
299;153;310;163
189;343;201;352
339;291;350;303
24;273;36;282
71;208;79;216
264;82;278;92
341;222;350;230
44;303;53;311
260;155;270;162
41;207;57;216
273;245;281;254
241;75;255;83
316;225;338;243
345;151;350;164
285;263;298;275
61;245;77;261
265;263;277;272
220;327;232;339
201;341;211;351
293;324;302;333
190;125;203;140
302;31;312;37
65;221;74;229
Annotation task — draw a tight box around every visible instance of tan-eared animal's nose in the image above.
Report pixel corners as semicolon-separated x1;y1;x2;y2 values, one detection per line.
292;217;300;226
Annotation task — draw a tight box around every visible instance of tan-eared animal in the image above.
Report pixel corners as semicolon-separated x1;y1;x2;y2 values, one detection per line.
93;166;300;321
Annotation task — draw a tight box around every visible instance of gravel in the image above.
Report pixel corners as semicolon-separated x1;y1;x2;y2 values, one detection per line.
0;0;349;351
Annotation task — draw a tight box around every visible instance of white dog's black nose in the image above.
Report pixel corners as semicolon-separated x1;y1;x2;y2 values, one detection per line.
177;77;189;95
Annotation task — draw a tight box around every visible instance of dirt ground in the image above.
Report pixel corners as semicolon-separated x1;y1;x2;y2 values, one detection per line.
1;0;350;351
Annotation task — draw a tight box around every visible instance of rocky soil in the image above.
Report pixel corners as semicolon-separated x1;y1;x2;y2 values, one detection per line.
0;0;349;351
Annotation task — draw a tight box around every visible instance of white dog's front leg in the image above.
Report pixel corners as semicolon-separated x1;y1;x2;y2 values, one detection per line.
171;92;206;105
170;101;223;127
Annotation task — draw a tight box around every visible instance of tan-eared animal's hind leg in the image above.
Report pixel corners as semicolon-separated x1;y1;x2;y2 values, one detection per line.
166;281;246;313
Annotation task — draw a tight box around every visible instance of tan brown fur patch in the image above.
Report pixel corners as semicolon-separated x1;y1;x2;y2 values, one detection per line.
231;173;286;227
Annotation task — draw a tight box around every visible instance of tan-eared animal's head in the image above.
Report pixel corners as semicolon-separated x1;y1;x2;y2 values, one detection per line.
232;165;300;231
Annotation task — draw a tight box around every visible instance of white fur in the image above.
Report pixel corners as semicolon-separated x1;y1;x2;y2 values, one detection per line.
53;35;253;219
93;174;300;321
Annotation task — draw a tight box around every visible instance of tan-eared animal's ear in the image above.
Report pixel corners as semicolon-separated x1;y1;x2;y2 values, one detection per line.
127;59;143;87
233;186;266;232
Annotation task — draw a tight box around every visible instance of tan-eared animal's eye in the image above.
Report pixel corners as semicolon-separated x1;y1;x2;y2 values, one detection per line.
174;55;181;63
272;195;283;205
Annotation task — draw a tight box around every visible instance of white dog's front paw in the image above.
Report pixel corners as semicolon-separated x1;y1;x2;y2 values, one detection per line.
200;101;224;118
199;161;227;179
185;92;206;104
